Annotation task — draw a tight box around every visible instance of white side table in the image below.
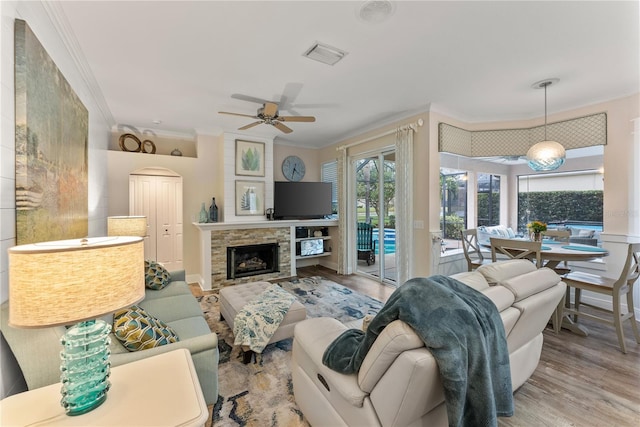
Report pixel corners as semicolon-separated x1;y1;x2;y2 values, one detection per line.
0;348;208;427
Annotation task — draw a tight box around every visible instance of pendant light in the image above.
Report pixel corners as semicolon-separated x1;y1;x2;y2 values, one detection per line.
526;79;565;171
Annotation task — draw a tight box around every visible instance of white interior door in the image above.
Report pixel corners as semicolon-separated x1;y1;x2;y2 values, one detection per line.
155;176;183;270
129;174;156;258
129;170;183;271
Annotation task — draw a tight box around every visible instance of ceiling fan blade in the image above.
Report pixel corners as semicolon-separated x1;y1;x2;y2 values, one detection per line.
273;122;293;134
231;94;272;105
278;82;304;110
219;111;258;119
238;121;263;130
278;116;316;123
263;102;278;117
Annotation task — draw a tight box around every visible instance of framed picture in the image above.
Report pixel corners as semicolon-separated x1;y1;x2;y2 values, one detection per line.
235;180;265;216
235;140;265;177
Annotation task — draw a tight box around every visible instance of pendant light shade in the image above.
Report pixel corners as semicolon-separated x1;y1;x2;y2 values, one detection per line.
527;79;565;171
526;140;565;171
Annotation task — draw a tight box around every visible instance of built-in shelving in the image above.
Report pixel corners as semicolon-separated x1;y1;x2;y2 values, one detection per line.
296;252;332;260
108;131;197;158
193;219;338;290
295;236;331;243
294;226;332;261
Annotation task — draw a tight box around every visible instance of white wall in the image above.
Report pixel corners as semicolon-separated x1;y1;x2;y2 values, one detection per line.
1;0;111;398
107;133;224;281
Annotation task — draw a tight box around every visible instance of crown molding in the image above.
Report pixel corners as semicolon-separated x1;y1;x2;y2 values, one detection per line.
42;2;115;127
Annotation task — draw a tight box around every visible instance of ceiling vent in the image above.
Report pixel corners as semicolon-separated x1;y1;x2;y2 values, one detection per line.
303;42;348;66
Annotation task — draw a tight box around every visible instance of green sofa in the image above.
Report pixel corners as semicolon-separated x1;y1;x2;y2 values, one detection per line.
0;270;219;405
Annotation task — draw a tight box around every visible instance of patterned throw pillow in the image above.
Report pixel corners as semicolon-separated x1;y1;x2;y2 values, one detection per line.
113;305;179;352
145;260;171;290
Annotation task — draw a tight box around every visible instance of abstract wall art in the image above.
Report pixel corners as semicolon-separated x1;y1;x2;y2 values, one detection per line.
14;19;89;244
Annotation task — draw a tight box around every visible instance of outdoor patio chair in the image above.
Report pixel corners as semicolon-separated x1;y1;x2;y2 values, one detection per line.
357;222;376;266
460;228;493;271
561;242;640;353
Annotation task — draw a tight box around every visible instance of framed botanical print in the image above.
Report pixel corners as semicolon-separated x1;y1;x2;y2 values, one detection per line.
235;180;265;216
235;140;265;177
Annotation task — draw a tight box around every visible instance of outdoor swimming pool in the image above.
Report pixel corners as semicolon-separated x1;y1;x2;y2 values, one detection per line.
372;228;396;254
548;221;603;231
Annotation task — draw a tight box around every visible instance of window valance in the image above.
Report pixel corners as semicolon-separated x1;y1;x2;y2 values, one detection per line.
439;112;607;157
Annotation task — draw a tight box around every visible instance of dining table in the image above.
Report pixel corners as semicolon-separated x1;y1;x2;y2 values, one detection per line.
536;240;609;269
482;239;609;337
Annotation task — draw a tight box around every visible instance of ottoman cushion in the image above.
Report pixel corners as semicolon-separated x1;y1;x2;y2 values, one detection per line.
220;281;307;347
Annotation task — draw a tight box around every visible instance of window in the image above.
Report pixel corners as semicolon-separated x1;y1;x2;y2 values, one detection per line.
518;170;603;233
440;168;467;240
321;161;338;215
477;173;500;227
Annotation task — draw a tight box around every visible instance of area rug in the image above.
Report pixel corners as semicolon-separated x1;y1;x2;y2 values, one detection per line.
198;276;384;427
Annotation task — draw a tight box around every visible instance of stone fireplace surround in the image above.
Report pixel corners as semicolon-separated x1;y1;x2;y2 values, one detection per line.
193;219;337;291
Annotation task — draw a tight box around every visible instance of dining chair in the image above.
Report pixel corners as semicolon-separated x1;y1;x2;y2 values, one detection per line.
490;237;564;333
489;237;564;332
460;229;492;271
542;229;572;275
561;242;640;353
542;229;570;243
489;237;543;268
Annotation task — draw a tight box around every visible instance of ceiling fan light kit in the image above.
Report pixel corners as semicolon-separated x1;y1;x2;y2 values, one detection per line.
358;0;396;24
526;78;566;171
219;101;316;134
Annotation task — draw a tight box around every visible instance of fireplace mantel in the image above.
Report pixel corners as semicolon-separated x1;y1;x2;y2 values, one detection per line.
193;219;337;231
193;219;338;290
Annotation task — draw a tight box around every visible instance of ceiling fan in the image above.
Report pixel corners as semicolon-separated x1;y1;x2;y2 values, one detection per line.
219;101;316;134
477;155;526;165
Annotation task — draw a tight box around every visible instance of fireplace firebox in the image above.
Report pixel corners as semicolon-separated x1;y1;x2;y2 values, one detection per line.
227;243;279;279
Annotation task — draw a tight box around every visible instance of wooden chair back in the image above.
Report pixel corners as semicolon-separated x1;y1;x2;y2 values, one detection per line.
460;229;487;271
490;237;542;268
356;222;376;265
542;229;572;274
357;222;374;251
543;229;570;243
562;243;640;353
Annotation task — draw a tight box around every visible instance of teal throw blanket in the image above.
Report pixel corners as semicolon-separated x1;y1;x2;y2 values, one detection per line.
322;275;513;427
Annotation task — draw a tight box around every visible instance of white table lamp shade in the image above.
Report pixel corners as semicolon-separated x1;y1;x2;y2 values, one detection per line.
8;236;145;328
107;216;147;237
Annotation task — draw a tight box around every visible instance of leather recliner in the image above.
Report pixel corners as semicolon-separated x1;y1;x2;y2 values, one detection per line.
291;260;566;427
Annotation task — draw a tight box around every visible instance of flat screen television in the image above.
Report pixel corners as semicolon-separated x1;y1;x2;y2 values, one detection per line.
274;181;332;220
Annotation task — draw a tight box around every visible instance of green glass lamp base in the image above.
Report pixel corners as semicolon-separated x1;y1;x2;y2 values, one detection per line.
60;319;112;416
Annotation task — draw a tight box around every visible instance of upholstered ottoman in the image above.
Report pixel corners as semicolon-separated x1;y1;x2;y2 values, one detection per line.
219;281;307;362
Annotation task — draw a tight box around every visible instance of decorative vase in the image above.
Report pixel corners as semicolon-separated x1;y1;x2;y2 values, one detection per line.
209;198;218;222
199;202;209;223
532;232;542;242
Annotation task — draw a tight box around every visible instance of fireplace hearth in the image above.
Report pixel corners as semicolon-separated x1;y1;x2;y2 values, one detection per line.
227;243;279;279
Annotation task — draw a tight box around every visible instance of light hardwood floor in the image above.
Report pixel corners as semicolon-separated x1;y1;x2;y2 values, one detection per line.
297;265;640;427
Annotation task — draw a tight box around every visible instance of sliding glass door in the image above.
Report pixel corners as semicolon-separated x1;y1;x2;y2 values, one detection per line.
354;150;396;284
